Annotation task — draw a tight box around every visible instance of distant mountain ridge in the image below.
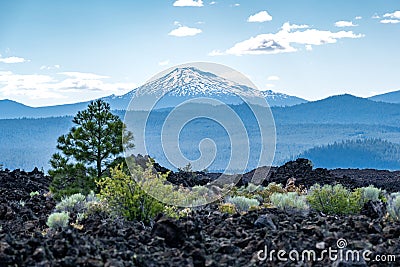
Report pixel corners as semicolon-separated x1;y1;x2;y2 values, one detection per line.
272;94;400;126
260;90;307;107
0;99;90;119
3;93;400;126
369;90;400;104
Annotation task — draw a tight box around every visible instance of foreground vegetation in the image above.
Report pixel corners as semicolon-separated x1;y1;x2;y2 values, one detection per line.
46;160;400;230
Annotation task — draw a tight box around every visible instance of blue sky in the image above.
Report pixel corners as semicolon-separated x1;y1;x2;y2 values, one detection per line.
0;0;399;106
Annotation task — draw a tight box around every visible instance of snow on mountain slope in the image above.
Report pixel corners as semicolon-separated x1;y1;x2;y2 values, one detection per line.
105;67;306;110
135;67;259;97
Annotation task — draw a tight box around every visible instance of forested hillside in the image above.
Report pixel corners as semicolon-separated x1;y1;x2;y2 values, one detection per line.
299;138;400;170
0;117;73;170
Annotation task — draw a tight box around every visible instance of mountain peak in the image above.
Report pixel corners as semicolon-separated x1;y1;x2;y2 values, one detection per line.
0;99;30;107
169;66;216;76
136;66;256;99
1;99;19;103
321;94;370;103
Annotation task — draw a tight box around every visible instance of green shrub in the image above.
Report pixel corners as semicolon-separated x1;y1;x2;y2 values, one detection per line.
359;185;383;203
55;193;86;213
162;206;179;219
96;164;165;224
231;183;261;194
362;185;381;202
231;182;285;204
29;191;40;197
225;196;259;212
178;208;192;218
126;158;215;207
219;203;236;214
264;182;284;192
48;191;108;230
84;200;108;217
306;184;362;215
270;192;309;210
47;212;70;229
387;192;400;221
82;191;107;216
248;183;262;192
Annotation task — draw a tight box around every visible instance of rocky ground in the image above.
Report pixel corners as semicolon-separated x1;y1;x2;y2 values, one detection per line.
1;160;400;266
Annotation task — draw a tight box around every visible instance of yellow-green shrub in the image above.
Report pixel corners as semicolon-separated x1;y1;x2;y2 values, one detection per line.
219;203;236;214
388;192;400;221
96;164;164;224
225;196;259;212
270;192;309;210
47;212;70;229
306;184;362;215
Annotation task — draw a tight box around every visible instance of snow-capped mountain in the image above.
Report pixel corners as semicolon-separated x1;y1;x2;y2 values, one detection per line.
135;67;257;97
103;67;306;110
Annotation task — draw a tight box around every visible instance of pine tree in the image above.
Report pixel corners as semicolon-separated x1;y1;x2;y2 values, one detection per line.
49;100;134;198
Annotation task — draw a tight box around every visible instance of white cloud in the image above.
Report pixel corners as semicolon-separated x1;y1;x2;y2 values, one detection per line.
355;16;362;20
305;44;313;51
59;72;109;80
173;0;203;7
247;11;272;23
212;22;364;56
0;71;136;102
281;22;309;31
158;60;170;66
335;21;357;27
233;3;240;7
0;71;64;99
209;1;216;5
376;11;400;24
168;26;202;37
40;64;61;70
372;14;380;19
267;75;280;81
383;11;400;19
380;19;400;24
265;84;275;88
0;54;28;64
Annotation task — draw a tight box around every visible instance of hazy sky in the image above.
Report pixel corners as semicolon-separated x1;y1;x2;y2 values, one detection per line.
0;0;399;106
